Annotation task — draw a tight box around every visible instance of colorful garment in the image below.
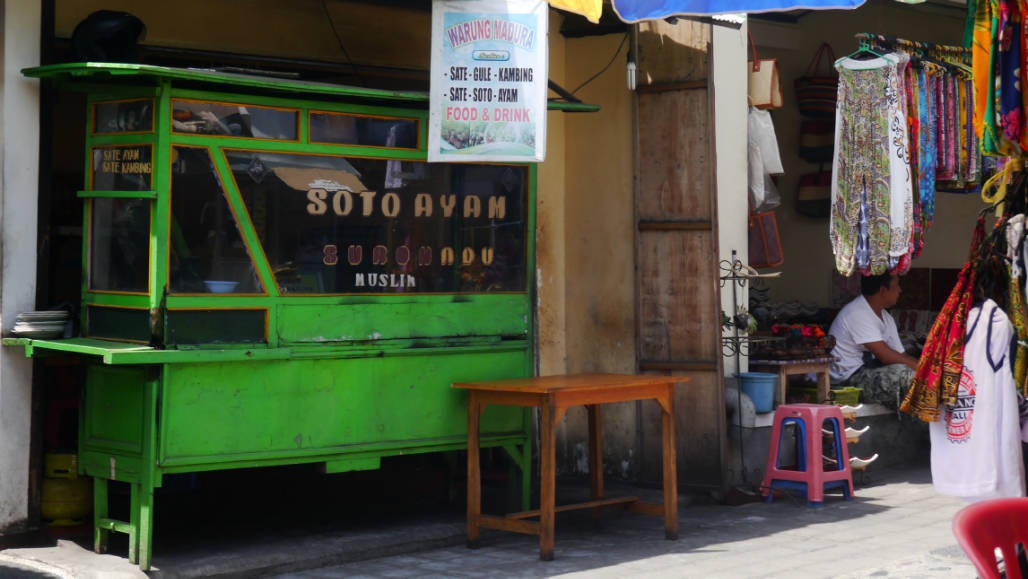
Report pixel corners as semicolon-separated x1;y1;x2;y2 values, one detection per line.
831;56;906;277
902;218;986;422
999;0;1023;149
973;0;1001;153
908;69;924;256
997;0;1024;149
888;54;914;265
918;68;938;239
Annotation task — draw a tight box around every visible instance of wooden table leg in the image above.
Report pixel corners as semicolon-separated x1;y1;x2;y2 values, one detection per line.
587;404;603;520
660;385;679;540
467;393;482;549
817;369;831;405
539;400;557;561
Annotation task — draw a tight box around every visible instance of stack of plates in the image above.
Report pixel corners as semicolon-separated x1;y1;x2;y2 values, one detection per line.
12;310;70;339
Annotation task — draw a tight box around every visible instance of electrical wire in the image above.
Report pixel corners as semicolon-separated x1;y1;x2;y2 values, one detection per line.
570;33;628;96
322;0;369;87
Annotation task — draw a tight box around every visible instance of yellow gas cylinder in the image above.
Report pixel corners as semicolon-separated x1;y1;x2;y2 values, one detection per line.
40;453;91;526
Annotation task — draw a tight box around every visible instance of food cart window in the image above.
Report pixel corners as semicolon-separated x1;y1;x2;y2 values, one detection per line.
91;145;152;191
166;309;267;345
224;149;527;294
171;99;298;140
169;147;264;295
309;111;418;149
93;99;154;134
86;305;151;342
88;198;150;293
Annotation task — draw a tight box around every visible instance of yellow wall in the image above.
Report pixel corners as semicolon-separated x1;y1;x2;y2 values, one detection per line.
750;0;981;305
556;32;637;468
57;0;432;70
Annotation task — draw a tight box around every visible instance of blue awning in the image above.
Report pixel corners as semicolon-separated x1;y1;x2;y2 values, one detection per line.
611;0;865;20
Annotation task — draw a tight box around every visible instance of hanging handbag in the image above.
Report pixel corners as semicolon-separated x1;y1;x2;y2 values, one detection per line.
798;120;834;162
748;33;783;110
748;210;784;268
795;42;838;118
796;168;832;218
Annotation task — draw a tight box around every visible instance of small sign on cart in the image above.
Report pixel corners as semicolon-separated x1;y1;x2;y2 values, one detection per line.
428;0;548;163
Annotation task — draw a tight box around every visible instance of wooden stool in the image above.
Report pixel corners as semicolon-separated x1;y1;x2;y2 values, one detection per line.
760;403;854;507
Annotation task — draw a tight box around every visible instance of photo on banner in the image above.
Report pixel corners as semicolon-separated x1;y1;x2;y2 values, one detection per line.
428;0;548;163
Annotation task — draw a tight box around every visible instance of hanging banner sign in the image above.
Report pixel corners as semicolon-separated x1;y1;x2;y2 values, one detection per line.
428;0;548;163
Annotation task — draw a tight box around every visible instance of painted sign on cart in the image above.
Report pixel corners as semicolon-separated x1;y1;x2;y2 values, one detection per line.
428;0;548;163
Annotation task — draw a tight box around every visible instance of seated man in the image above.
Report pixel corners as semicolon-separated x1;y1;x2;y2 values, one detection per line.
829;273;918;409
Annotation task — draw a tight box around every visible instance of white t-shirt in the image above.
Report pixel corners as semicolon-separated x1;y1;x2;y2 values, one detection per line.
930;301;1025;501
828;295;904;381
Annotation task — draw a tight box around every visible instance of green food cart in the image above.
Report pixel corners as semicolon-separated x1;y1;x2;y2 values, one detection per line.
6;63;594;570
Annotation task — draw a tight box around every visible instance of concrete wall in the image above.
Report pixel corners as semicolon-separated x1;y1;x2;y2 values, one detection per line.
714;22;750;376
557;32;637;473
750;0;980;306
0;0;42;532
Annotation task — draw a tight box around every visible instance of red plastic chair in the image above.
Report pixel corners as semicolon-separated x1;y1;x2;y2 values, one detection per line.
952;497;1028;579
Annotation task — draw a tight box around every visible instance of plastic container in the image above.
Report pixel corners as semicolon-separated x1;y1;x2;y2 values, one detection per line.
736;372;777;413
831;386;861;406
203;280;239;293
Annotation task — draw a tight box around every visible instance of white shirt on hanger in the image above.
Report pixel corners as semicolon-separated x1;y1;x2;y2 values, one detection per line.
930;301;1025;502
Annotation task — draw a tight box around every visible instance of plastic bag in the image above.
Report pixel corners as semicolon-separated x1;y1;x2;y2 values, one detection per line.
748;107;783;175
749;144;782;212
748;107;783;212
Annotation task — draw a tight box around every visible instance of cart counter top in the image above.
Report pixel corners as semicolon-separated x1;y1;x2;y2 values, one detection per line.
3;337;526;365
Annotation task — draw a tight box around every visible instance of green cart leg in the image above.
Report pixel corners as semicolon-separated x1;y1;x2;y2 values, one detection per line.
137;482;154;571
128;484;140;564
93;478;109;554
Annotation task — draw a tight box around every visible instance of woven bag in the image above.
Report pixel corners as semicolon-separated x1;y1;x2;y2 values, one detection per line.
795;43;838;118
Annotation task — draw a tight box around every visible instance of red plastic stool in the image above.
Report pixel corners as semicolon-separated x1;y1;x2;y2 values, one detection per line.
760;403;854;507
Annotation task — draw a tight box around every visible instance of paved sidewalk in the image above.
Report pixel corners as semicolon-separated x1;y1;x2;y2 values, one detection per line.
0;465;979;578
276;467;977;578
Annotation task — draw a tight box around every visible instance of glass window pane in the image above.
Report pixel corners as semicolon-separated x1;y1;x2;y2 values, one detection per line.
169;147;264;294
93;99;154;133
89;198;150;292
309;112;418;148
166;309;267;345
172;99;298;140
226;150;527;294
86;306;151;342
91;145;152;191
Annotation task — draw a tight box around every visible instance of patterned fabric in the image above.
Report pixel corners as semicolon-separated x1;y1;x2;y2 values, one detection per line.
908;69;923;258
888;54;914;266
973;0;1000;153
831;57;904;277
841;364;917;410
997;0;1024;149
917;68;937;237
901;218;986;421
1008;264;1028;387
967;80;979;182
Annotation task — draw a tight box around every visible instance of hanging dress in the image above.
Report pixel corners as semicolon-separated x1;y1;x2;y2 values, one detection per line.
831;54;910;276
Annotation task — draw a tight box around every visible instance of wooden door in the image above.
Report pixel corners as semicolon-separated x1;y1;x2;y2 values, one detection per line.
635;21;725;489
